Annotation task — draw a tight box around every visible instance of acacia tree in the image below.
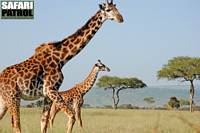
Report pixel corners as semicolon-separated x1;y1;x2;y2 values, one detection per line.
157;56;200;112
143;97;155;107
96;76;147;109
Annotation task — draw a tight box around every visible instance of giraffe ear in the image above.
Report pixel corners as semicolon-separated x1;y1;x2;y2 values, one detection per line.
99;4;105;10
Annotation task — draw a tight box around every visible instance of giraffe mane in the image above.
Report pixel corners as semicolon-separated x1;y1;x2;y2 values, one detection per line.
57;10;101;46
52;40;65;49
35;44;48;53
35;9;102;54
35;43;56;53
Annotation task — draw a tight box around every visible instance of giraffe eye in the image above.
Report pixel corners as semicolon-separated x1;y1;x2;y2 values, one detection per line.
106;9;111;12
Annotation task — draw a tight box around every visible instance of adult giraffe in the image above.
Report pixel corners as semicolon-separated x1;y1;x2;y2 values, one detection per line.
0;0;123;133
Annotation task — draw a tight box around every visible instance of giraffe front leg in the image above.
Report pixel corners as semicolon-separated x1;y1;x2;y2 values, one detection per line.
42;71;74;132
75;107;83;128
49;102;59;129
45;88;74;118
41;97;52;133
43;72;73;117
66;115;76;133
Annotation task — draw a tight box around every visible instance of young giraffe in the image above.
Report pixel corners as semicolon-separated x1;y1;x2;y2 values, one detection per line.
47;60;110;133
0;1;123;133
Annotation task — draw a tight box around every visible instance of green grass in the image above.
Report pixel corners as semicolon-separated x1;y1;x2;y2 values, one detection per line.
0;108;200;133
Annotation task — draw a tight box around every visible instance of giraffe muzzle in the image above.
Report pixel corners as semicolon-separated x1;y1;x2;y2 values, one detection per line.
117;14;124;23
106;67;111;72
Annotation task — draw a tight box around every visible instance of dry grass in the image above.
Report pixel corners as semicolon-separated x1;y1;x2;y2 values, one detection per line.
0;108;200;133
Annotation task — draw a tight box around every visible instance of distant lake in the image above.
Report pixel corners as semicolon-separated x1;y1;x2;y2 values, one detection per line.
22;85;200;107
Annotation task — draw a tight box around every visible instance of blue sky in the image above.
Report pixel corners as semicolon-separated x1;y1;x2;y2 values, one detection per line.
0;0;200;89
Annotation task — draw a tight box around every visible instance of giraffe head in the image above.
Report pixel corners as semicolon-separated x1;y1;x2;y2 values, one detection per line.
95;60;111;72
99;0;124;23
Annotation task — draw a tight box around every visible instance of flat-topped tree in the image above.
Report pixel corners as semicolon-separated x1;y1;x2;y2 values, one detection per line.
96;76;147;109
143;97;155;106
157;56;200;112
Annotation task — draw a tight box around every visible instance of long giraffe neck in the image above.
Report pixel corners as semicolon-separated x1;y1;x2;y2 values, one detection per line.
54;10;105;67
77;66;99;95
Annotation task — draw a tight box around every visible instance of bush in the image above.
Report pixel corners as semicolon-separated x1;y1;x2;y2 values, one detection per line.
82;104;91;108
167;97;180;109
103;105;113;109
26;103;35;108
179;99;190;106
118;104;133;109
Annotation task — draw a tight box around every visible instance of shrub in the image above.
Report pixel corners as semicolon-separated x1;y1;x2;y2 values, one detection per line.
118;104;133;109
167;97;180;109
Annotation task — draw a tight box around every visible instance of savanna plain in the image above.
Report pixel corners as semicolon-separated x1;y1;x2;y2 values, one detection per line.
0;108;200;133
